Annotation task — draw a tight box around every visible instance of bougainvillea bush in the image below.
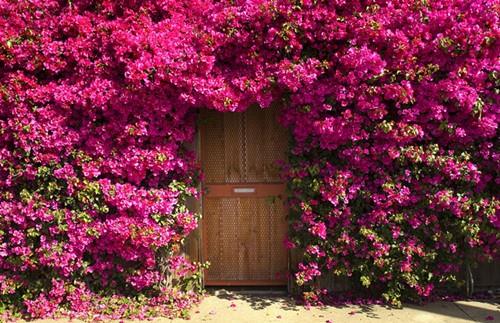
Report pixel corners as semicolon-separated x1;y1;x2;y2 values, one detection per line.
0;0;498;319
0;0;208;319
274;0;500;305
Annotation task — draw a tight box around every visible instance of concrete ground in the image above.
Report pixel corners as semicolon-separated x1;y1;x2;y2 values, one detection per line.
165;290;500;323
31;290;500;323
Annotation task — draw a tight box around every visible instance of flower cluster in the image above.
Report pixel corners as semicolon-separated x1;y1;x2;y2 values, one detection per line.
269;0;499;305
0;0;207;319
0;0;498;318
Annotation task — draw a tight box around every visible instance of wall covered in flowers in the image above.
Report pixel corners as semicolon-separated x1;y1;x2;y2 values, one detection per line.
0;0;498;319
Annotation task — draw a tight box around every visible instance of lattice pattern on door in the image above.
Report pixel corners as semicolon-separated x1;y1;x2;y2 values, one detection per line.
200;105;288;184
200;105;289;285
203;197;287;281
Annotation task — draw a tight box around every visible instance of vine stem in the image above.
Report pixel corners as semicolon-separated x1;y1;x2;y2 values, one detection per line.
465;261;474;297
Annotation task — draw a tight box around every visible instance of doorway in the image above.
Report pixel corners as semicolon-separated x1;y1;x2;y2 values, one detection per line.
200;105;288;286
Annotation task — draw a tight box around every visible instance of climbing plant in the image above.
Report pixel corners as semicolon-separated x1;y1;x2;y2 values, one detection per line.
0;0;498;318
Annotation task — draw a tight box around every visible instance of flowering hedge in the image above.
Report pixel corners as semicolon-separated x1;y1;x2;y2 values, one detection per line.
0;0;208;319
272;0;500;305
0;0;498;319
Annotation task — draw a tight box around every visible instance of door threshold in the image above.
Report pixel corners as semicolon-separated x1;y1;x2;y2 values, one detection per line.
207;286;288;296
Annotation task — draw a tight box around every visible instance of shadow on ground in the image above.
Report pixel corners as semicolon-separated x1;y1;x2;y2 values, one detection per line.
210;288;299;311
207;287;500;321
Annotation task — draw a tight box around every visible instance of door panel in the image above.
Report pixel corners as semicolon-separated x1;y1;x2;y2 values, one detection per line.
245;106;287;182
200;105;288;285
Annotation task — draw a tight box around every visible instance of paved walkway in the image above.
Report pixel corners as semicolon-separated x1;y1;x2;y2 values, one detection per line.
166;290;499;323
31;290;500;323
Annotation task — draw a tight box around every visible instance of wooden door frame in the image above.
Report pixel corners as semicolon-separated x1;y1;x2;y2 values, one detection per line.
196;108;291;288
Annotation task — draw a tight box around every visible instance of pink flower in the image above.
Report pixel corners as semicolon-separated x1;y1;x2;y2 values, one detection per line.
309;222;327;239
283;237;297;249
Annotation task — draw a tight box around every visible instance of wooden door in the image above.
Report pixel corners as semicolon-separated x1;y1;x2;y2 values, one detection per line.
200;105;288;286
